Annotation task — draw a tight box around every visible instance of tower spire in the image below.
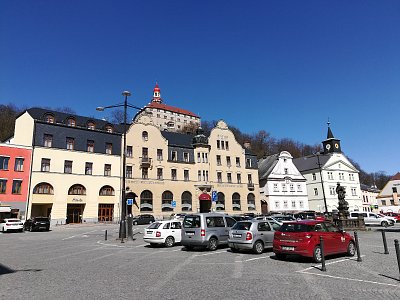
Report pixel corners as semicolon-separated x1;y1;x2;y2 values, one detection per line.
152;82;163;103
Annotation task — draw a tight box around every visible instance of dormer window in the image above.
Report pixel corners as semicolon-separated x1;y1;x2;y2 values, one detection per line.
105;125;113;133
44;114;54;123
87;122;95;130
67;118;76;127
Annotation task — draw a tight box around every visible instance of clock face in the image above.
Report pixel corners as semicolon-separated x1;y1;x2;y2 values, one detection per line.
334;143;339;149
325;144;331;150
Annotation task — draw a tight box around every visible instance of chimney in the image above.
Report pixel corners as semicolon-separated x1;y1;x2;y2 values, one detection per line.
244;141;251;149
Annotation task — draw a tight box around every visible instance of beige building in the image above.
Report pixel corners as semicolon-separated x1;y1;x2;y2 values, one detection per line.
12;108;122;225
126;116;261;219
376;172;400;212
133;83;201;132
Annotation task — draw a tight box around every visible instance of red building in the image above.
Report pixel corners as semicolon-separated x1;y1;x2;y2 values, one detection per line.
0;143;32;219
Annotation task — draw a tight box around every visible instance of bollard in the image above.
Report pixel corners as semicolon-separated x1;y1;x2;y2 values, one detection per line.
354;231;362;262
395;240;400;281
381;230;389;254
105;230;107;241
320;236;326;272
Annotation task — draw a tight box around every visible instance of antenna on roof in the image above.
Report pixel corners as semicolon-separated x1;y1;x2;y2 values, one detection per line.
327;117;330;127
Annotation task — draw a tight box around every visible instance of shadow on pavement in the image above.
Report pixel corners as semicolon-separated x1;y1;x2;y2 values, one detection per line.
0;263;42;276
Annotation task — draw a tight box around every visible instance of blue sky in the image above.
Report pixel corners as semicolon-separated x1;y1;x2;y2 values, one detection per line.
1;1;399;175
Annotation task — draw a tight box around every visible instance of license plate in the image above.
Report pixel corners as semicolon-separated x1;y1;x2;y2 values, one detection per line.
233;234;242;238
186;232;194;236
282;246;295;251
147;231;153;234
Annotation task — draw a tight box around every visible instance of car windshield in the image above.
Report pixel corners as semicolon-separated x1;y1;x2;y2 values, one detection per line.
279;223;313;232
147;222;161;229
231;222;252;231
34;218;49;221
183;215;201;228
7;219;20;223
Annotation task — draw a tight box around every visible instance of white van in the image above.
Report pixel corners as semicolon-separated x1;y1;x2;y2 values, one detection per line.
349;211;395;227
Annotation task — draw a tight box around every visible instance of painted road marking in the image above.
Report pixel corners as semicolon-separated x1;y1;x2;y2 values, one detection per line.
297;255;366;273
194;250;227;257
62;229;99;240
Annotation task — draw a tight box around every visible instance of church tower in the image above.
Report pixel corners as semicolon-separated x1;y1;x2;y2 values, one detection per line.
322;122;342;154
152;83;162;103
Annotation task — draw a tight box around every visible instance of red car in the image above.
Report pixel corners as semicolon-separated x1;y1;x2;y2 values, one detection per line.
383;212;400;222
273;220;355;263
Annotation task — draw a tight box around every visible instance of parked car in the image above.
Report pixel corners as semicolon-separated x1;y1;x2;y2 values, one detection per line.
228;220;281;254
0;218;24;232
181;213;237;251
348;211;395;227
273;220;356;263
24;217;50;231
382;212;400;222
377;213;397;224
132;214;155;225
143;220;182;247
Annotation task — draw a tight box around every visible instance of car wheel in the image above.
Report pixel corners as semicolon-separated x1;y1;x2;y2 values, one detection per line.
165;236;175;247
381;221;388;227
208;237;218;251
133;221;138;226
230;247;239;253
253;240;264;254
275;253;286;260
347;241;356;257
313;246;322;263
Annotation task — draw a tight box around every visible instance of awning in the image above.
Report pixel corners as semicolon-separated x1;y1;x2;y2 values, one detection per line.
199;193;211;201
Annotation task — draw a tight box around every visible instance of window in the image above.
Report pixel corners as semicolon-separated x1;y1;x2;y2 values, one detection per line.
329;186;336;195
236;157;240;167
87;122;95;130
184;170;189;181
328;172;333;180
246;158;252;168
349;174;354;181
85;162;93;175
126;166;132;178
99;185;114;196
45;114;54;123
197;153;201;163
248;174;253;184
202;170;206;181
312;173;317;180
204;153;208;163
206;216;225;228
290;184;294;192
106;143;112;155
283;200;288;208
11;180;22;194
142;131;148;141
247;193;255;210
171;169;177;180
292;200;296;208
205;170;209;181
392;187;397;193
183;152;189;162
221;141;225;150
142;147;148;158
171;151;177;161
284;168;288;175
43;134;53;147
104;164;111;176
127;146;133;157
33;183;53;194
232;193;240;211
227;173;232;183
157;168;163;180
87;140;94;152
217;140;220;149
299;200;304;208
282;183;287;192
351;187;357;196
201;153;205;163
41;159;50;172
216;155;221;166
0;179;7;194
105;125;113;133
217;172;222;183
237;173;241;184
297;184;302;192
273;183;279;192
67;118;76;127
14;158;24;171
182;191;192;211
381;200;387;206
314;188;318;196
68;184;86;195
66;137;74;150
64;160;72;174
275;201;280;209
142;168;148;179
226;156;231;167
339;172;344;180
225;141;229;150
157;149;163;161
198;170;202;181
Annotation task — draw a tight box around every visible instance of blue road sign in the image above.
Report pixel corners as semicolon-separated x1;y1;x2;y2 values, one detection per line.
127;199;133;205
171;200;176;208
212;191;217;202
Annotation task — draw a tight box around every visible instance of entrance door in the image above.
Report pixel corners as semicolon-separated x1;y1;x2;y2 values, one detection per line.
98;204;114;222
200;200;211;213
67;204;84;224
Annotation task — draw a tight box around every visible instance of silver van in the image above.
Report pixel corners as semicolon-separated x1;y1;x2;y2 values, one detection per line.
349;211;395;227
181;213;237;251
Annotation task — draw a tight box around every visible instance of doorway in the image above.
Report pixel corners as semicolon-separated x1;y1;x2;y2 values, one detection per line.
67;204;85;224
98;204;114;222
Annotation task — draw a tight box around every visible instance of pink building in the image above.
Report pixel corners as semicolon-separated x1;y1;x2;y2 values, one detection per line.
0;143;32;219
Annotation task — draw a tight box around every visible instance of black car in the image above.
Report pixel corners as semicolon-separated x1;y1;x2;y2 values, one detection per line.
132;214;155;225
24;217;50;231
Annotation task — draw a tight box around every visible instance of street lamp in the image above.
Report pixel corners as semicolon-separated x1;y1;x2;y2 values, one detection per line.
97;91;141;242
315;152;328;214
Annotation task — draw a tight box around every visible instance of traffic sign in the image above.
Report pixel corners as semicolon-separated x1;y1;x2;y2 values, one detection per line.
171;201;176;208
127;199;133;205
212;191;218;202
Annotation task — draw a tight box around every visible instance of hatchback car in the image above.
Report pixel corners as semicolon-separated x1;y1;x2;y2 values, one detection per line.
228;220;281;254
24;217;50;231
273;220;355;263
0;218;24;232
143;220;182;247
132;214;155;225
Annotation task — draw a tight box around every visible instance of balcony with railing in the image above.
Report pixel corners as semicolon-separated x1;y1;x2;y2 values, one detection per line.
140;156;152;168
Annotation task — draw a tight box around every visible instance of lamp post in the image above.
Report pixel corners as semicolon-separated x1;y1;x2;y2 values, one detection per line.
316;152;328;214
97;91;141;241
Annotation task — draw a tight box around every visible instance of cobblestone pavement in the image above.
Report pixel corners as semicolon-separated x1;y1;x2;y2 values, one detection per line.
1;223;399;300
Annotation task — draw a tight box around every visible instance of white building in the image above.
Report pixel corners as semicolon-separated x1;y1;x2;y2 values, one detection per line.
360;184;380;212
258;151;309;213
293;125;362;212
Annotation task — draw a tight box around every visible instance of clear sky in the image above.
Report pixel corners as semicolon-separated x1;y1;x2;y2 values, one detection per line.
1;1;399;175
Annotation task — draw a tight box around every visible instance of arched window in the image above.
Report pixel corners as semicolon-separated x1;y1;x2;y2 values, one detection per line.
247;193;256;211
232;192;241;211
44;114;54;123
33;182;54;194
162;190;174;212
68;184;86;195
142;131;148;141
67;117;76;127
99;185;115;196
216;192;225;211
87;121;95;130
181;191;192;211
140;190;153;212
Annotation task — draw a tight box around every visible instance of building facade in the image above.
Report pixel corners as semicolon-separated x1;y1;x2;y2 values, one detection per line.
258;151;309;213
12;108;122;225
125;117;261;218
293;125;362;212
376;172;400;213
133;83;201;132
0;143;32;218
360;184;380;212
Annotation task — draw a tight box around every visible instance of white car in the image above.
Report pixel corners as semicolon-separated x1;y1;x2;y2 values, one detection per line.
0;218;24;232
143;220;182;247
